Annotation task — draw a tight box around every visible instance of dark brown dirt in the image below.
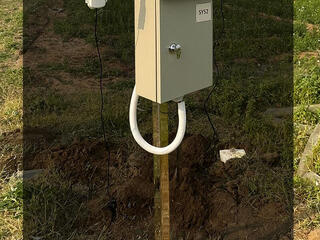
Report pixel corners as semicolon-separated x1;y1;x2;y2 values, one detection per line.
26;134;292;239
0;129;22;175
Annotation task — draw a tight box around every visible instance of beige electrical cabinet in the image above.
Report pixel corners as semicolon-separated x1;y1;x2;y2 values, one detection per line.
135;0;213;103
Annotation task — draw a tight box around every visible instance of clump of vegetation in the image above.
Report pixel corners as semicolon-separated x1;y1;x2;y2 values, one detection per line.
0;175;23;240
294;176;320;230
312;142;320;176
294;106;320;125
294;56;320;105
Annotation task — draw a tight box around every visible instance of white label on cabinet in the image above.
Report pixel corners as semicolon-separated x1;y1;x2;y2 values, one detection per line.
196;2;212;22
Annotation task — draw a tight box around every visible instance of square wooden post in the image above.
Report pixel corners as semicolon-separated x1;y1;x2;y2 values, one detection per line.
153;102;170;240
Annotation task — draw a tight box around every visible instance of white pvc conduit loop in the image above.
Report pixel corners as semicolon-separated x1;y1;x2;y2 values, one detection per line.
129;86;186;155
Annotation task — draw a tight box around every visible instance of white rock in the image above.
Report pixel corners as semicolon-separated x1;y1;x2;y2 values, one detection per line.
219;149;246;163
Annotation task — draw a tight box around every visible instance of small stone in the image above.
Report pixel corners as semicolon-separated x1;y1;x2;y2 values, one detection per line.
219;149;246;163
308;229;320;240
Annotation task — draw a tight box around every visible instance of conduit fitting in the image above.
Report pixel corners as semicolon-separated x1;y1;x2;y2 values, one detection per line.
129;86;186;155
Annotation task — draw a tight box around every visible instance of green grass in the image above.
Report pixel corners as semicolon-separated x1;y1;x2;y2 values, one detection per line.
0;0;22;61
24;89;131;141
294;0;320;53
311;142;320;176
232;0;293;19
37;56;129;79
53;0;133;38
294;56;320;105
292;0;320;234
295;0;320;25
294;106;320;125
0;0;23;238
0;175;22;240
294;24;320;53
0;0;23;135
0;178;22;215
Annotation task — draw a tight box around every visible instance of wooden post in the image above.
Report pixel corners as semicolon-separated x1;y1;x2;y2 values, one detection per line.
153;102;170;240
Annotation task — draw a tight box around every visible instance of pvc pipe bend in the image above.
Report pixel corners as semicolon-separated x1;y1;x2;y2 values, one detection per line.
129;86;186;155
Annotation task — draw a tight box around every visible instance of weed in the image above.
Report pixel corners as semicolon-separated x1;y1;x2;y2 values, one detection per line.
312;142;320;175
294;106;320;125
294;56;320;105
0;175;23;240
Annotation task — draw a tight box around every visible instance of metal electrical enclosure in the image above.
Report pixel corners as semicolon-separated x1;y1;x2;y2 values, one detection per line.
135;0;213;104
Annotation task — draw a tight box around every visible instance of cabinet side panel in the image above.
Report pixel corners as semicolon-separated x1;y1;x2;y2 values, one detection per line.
135;0;157;102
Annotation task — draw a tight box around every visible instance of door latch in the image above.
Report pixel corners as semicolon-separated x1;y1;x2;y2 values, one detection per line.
169;43;182;59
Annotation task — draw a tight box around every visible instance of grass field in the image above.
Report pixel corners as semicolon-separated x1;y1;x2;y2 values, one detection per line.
0;0;23;238
0;0;22;134
0;0;319;239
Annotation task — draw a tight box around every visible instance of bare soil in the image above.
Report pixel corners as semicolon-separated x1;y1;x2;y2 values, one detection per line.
24;134;292;240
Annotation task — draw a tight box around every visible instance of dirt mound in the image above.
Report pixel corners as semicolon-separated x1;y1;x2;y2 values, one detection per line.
28;134;291;239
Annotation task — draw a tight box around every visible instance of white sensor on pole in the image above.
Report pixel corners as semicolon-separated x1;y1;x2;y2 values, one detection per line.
85;0;107;9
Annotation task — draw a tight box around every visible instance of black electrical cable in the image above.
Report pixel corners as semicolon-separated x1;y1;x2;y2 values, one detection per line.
94;8;117;221
94;8;111;196
204;0;225;149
